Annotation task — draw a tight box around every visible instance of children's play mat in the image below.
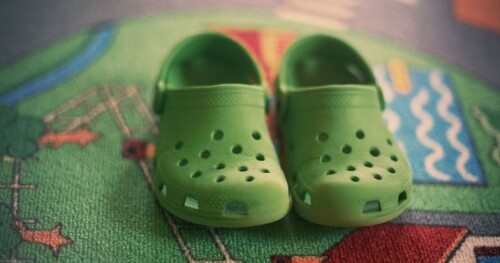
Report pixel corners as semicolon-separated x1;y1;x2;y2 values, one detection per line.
0;1;499;262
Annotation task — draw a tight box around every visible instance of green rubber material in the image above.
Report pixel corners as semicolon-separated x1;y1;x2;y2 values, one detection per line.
153;33;291;228
278;35;412;227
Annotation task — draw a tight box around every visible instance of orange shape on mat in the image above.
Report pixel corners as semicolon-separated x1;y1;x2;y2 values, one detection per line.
15;221;73;257
145;143;156;159
39;128;98;148
453;0;500;33
388;59;412;94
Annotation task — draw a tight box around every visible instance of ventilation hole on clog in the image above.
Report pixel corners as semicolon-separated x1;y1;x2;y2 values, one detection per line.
289;143;295;152
252;131;261;140
342;145;352;154
224;201;247;215
317;132;329;142
238;166;248;172
215;163;225;170
256;153;265;161
390;155;398;162
347;166;356;171
232;145;243;154
370;147;380;157
303;192;312;205
178;159;188;167
200;150;211;159
387;139;393;146
212;130;224;140
174;141;183;150
184;197;199;209
191;171;202;178
320;154;331;163
373;174;382;180
363;200;381;213
326;170;336;175
364;161;373;168
398;191;408;204
350;176;360;182
387;167;396;173
245;176;254;182
355;130;365;139
216;175;226;183
260;168;270;173
159;184;167;196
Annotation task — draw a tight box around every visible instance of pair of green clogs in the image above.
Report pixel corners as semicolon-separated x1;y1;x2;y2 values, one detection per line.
152;33;412;228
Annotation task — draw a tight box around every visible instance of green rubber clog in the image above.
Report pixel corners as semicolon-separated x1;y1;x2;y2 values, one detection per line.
153;33;291;228
277;35;412;227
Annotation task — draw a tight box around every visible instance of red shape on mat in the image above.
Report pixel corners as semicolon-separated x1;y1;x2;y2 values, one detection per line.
213;27;296;87
220;29;262;61
475;246;500;257
323;223;467;263
123;139;148;160
454;0;500;33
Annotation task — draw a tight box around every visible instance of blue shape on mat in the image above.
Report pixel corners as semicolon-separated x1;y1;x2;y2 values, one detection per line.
0;24;114;105
478;256;500;263
374;66;484;185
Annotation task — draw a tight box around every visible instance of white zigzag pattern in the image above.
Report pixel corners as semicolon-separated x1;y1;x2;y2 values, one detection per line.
430;71;478;182
384;110;401;133
373;65;401;133
373;65;394;103
411;89;451;181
